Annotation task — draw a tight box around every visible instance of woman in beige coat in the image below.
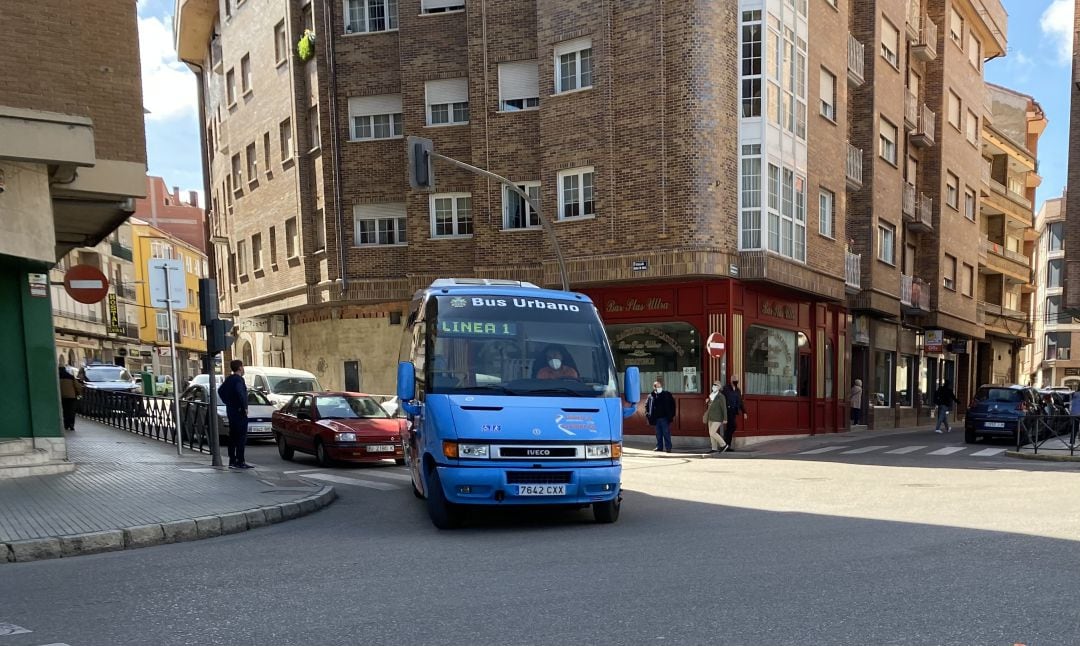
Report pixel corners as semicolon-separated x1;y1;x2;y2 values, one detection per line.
704;380;729;453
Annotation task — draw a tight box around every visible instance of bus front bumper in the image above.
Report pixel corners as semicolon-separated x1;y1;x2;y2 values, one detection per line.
436;464;621;505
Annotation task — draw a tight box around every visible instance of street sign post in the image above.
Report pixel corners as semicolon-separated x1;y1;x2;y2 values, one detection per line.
706;332;727;359
63;265;110;304
148;258;185;455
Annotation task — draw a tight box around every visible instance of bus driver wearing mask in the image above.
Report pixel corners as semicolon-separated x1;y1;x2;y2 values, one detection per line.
537;347;579;380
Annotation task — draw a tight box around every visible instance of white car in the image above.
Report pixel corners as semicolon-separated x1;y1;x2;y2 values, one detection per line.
243;367;323;408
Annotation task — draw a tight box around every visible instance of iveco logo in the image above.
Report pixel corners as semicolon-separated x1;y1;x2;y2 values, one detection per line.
526;449;551;456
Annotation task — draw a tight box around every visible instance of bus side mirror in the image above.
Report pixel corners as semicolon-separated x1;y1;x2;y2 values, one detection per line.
397;362;421;416
622;367;641;418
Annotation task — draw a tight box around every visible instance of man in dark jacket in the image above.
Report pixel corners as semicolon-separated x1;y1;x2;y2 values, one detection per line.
722;376;747;449
645;380;677;452
218;359;252;468
933;380;959;434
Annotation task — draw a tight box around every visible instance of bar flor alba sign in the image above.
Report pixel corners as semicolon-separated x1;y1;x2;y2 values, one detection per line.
604;296;672;315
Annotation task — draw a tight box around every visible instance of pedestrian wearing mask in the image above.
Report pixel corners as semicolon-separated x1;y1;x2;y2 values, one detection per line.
703;381;729;453
850;379;864;426
645;380;676;452
218;359;253;469
933;380;959;434
722;376;747;450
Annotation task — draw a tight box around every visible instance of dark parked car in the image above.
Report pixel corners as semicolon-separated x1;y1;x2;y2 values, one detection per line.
964;385;1039;444
272;392;405;467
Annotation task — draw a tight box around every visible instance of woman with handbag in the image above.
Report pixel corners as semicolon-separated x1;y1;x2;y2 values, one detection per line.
704;380;729;453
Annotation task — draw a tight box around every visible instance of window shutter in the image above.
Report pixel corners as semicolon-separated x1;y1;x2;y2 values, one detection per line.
554;36;591;58
422;0;463;9
348;94;402;117
354;203;407;221
819;70;833;104
498;61;539;101
882;21;898;54
425;78;468;105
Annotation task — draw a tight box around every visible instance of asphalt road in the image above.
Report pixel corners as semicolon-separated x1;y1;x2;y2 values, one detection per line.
3;432;1080;646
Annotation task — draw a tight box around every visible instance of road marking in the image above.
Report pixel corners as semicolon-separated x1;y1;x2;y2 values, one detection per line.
970;448;1007;457
283;469;323;474
840;445;888;454
300;472;399;491
797;446;844;455
885;445;928;454
928;446;966;456
179;468;219;473
0;623;31;636
348;469;413;482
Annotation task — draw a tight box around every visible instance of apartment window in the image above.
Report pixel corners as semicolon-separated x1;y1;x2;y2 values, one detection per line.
349;94;403;140
425;79;468;126
309;106;321;150
968;34;981;69
345;0;398;33
741;12;763;118
946;172;959;209
421;0;464;13
879;117;898;165
286;217;299;257
877;221;895;265
263;132;272;175
943;254;957;290
962;263;974;297
237;240;248;275
818;188;834;238
241;54;252;95
1047;295;1062;323
503;182;541;229
949;7;964;46
1049;222;1065;252
355;203;408;245
498;61;539;111
819;68;836;121
964;187;976;221
274;20;288;64
251;233;263;272
314;209;326;251
948;90;961;128
280;118;294;162
1047;333;1072;360
1048;258;1064;289
231;153;242;189
558;167;595;220
770;168;808;261
430;194;472;238
965;110;978;144
554;37;592;94
245;142;257;183
881;18;899;68
269;226;278;267
226;68;237;105
740;144;762;249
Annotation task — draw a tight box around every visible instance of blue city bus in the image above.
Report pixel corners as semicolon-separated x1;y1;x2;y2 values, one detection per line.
396;279;640;529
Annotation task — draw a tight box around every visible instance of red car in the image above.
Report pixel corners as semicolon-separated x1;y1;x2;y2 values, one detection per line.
272;391;406;467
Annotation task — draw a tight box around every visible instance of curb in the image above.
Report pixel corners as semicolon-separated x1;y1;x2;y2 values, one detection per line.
2;485;336;564
623;448;755;460
1004;450;1080;463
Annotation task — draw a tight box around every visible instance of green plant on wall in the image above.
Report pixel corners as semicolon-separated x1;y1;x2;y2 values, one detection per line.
297;29;316;61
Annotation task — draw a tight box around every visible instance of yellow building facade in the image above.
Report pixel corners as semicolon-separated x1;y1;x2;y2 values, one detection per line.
131;218;207;380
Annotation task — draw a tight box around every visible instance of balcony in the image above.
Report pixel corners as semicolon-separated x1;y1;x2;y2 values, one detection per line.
845;251;861;294
114;281;137;301
979;238;1031;282
906;0;920;39
900;274;930;313
845;142;863;190
211;37;222;73
912;16;937;62
904;93;919;129
115;322;140;339
905;193;933;233
910;104;935;148
110;240;133;262
847;33;865;86
902;183;916;217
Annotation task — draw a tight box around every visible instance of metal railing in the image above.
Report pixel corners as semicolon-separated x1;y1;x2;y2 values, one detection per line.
902;183;916;216
906;0;920;33
110;241;133;262
115;282;137;301
917;193;934;228
913;104;935;145
845;142;863;187
981;238;1031;266
847;33;865;85
845;251;861;291
900;274;929;310
78;389;212;454
1018;415;1079;456
913;16;937;59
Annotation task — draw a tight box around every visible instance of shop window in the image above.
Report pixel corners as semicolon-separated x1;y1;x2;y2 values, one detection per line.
896;355;916;407
606;322;702;394
824;338;834;399
744;325;808;396
874;351;894;407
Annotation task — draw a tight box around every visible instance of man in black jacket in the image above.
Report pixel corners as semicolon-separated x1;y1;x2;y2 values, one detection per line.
218;359;252;469
722;376;748;449
645;380;677;452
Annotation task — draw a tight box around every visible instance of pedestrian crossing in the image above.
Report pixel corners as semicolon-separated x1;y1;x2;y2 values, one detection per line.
796;444;1008;459
285;466;414;491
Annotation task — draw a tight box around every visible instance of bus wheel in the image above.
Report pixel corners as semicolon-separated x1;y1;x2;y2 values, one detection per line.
593;497;621;524
426;469;462;529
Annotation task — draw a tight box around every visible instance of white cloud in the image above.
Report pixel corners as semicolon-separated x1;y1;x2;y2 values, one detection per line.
1040;0;1074;64
138;15;197;121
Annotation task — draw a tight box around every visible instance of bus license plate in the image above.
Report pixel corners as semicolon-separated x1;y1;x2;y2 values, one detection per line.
367;444;395;453
517;484;566;496
985;422;1005;429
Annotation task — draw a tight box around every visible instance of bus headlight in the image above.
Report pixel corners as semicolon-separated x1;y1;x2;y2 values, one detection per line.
586;443;621;459
457;443;490;459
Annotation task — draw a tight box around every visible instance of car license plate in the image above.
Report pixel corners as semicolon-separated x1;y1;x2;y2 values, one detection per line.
250;423;271;432
985;422;1005;429
517;484;566;496
366;444;395;453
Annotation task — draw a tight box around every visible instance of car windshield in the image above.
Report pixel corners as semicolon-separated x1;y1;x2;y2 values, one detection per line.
267;376;321;394
315;395;390;419
425;294;618;397
247;390;272;406
85;367;132;382
974;387;1023;403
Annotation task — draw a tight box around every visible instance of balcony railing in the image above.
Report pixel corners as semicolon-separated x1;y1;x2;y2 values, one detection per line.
900;274;930;311
845;142;863;189
904;93;919;129
211;37;223;72
902;183;916;216
110;240;133;262
910;104;935;147
981;238;1031;267
912;16;938;61
906;0;921;38
116;322;140;339
979;301;1028;321
114;282;137;301
847;33;865;86
906;193;934;233
845;251;861;293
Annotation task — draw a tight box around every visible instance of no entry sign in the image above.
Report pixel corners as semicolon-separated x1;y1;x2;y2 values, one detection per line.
63;265;110;304
706;332;727;359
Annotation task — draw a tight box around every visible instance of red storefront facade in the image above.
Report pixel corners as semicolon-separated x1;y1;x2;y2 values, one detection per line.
580;280;849;445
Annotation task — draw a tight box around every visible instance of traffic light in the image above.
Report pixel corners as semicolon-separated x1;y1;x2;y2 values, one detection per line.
207;318;233;354
198;278;218;325
407;136;435;192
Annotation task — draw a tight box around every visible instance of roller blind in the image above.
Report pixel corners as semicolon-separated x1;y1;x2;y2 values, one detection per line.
426;78;468;105
422;0;464;11
348;94;402;117
354;203;407;220
554;36;591;58
498;61;539;101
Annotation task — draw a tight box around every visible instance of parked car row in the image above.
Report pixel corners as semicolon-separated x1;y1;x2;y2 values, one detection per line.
964;384;1077;445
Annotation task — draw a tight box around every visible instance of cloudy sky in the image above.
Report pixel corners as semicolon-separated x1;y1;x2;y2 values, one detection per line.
137;0;1074;211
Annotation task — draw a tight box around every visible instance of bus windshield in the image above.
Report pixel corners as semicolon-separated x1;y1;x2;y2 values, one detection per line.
426;294;617;397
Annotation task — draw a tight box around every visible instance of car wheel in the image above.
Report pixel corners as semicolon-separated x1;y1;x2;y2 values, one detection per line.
395;458;406;466
425;468;462;529
277;434;294;461
315;439;332;468
964;428;977;444
593;497;621;524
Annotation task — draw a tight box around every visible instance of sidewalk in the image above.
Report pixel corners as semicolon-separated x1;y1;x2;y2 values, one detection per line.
0;419;335;564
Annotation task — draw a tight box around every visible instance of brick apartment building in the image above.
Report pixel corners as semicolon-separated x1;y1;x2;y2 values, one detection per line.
1065;0;1080;313
175;0;1025;445
132;176;208;253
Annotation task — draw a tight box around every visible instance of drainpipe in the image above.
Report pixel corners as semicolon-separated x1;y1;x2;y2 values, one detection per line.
322;0;348;296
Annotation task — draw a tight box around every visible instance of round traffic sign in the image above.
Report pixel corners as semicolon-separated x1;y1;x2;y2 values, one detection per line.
63;264;110;304
706;332;726;359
